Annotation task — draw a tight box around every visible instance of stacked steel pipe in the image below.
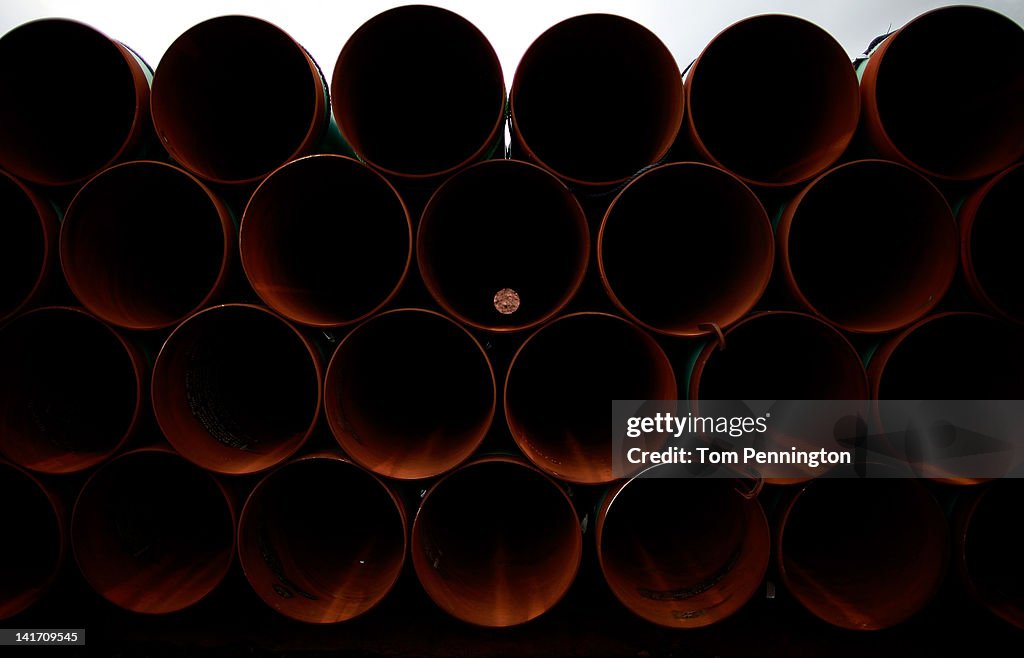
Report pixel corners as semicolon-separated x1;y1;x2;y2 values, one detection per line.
1;4;1023;647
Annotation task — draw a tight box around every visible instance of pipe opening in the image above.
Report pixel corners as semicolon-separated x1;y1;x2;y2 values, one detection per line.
0;462;62;619
0;19;143;186
239;456;406;623
418;160;589;331
781;161;956;333
506;313;676;484
332;6;505;178
325;309;494;480
241;156;410;327
599;162;772;336
963;164;1024;323
0;172;51;321
868;7;1024;179
72;449;235;614
962;482;1024;628
874;314;1024;400
693;312;867;400
0;308;140;474
599;477;769;628
511;14;684;186
61;162;231;330
779;478;947;630
152;16;321;183
412;458;581;627
686;15;858;186
152;305;320;475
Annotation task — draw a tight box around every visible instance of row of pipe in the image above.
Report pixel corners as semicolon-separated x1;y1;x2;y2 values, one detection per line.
0;6;1020;192
3;306;1024;484
4;451;1023;631
8;153;1022;336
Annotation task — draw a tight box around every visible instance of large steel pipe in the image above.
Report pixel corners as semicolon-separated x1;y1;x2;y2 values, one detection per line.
239;454;406;623
598;162;773;336
505;312;676;484
510;14;684;188
61;161;234;331
689;311;868;400
331;6;505;181
152;304;321;475
151;16;330;185
0;307;143;474
240;155;410;327
417;160;588;332
325;309;494;480
72;448;235;614
954;481;1024;629
0;461;64;619
0;170;58;323
683;15;859;187
776;476;947;630
859;6;1024;180
597;474;769;628
411;456;582;627
0;19;152;187
777;160;957;334
960;163;1024;324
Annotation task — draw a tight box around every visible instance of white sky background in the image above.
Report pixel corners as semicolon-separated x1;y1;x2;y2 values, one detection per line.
1;1;1021;90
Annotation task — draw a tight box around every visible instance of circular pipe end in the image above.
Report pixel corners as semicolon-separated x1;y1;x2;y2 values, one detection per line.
0;171;58;324
325;309;495;480
685;14;859;187
599;162;773;336
240;155;411;327
61;161;233;331
411;457;582;627
0;18;151;187
506;313;677;484
332;6;505;180
152;304;322;476
510;14;684;187
418;160;589;332
152;16;326;185
239;454;406;623
72;448;236;614
0;307;143;474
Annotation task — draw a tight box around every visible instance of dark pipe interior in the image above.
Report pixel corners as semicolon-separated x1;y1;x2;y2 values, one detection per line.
72;450;234;614
0;463;62;619
966;165;1024;322
239;457;406;623
964;482;1024;628
332;6;504;176
152;306;319;475
687;15;858;185
506;314;676;483
0;308;139;473
0;173;48;319
511;14;683;185
152;16;318;182
600;478;768;627
326;310;493;480
696;313;867;400
600;163;772;335
419;161;588;330
874;7;1024;179
413;459;581;627
785;161;956;333
62;162;228;330
241;156;409;326
876;314;1024;399
780;478;947;629
0;19;138;185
